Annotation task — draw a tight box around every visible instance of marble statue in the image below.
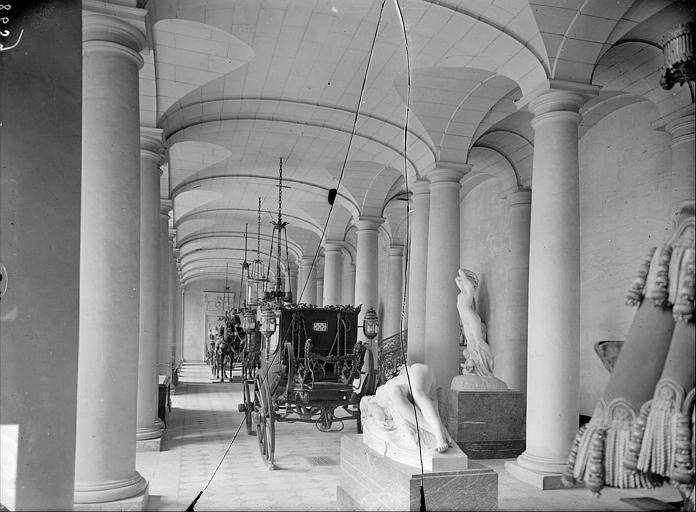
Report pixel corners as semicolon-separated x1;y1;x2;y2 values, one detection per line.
451;268;508;392
360;363;456;459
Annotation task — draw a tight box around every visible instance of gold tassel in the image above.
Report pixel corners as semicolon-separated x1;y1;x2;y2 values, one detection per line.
563;424;587;486
627;247;657;306
625;402;650;473
587;428;607;497
651;245;673;308
671;412;694;484
673;249;695;323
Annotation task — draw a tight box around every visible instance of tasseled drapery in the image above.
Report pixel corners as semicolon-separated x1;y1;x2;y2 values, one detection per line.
564;204;694;497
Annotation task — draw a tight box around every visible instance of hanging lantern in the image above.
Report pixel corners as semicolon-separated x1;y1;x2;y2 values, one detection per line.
362;307;379;340
247;197;268;307
260;308;277;338
242;309;256;333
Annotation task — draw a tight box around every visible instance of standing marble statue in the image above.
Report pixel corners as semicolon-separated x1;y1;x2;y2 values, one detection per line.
451;268;508;391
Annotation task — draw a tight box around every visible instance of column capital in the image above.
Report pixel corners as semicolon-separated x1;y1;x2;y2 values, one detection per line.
508;188;532;207
659;106;695;148
300;256;316;267
140;127;165;167
409;178;431;196
388;245;404;257
324;240;345;253
356;216;384;231
160;199;173;216
424;165;469;184
168;229;176;244
517;79;599;113
83;2;148;69
524;87;591;129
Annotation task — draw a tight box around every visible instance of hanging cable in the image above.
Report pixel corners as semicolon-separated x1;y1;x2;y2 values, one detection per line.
185;416;245;512
393;1;427;510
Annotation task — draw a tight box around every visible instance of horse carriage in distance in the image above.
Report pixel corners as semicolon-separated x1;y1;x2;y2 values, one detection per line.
237;303;379;469
206;312;248;383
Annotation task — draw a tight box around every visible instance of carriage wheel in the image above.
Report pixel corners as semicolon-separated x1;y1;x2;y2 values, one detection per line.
254;375;275;469
243;365;253;435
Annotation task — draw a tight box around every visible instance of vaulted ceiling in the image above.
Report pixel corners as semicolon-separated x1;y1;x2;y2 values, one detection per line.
136;0;692;286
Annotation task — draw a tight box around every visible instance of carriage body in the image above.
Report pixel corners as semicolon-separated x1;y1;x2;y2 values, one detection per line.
246;304;377;468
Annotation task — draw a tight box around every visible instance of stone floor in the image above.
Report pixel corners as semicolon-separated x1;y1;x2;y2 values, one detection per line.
136;362;684;511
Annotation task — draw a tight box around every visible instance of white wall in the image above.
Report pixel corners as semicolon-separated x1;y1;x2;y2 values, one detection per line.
578;100;673;415
182;279;241;361
460;179;512;379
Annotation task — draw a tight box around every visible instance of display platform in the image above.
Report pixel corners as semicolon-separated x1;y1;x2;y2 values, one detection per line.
437;388;525;459
337;434;497;511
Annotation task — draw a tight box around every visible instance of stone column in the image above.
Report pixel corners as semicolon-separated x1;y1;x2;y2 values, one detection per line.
383;245;404;338
0;4;82;508
75;7;148;505
354;217;384;356
167;231;177;373
171;248;181;376
298;256;317;305
323;241;344;306
158;201;173;378
136;128;164;450
664;106;695;216
342;257;356;306
423;167;467;389
507;90;587;486
497;189;531;392
316;278;324;307
406;179;430;364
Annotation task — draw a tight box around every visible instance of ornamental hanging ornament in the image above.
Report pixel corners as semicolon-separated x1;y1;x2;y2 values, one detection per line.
246;197;268;307
659;22;695;90
263;157;293;304
239;223;250;309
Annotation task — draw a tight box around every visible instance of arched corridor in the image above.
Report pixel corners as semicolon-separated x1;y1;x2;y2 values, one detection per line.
1;1;693;510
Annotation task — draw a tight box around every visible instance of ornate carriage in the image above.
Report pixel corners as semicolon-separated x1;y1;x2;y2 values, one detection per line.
238;303;377;469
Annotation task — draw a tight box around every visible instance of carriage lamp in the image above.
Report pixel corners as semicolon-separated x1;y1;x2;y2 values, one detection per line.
260;308;277;338
362;307;380;340
242;309;256;333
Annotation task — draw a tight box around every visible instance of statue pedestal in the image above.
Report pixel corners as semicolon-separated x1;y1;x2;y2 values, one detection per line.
437;388;525;459
361;417;469;471
338;434;497;511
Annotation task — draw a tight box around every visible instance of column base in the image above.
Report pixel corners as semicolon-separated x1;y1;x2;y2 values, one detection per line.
74;486;148;511
505;459;584;491
136;422;164;451
154;417;165;431
74;472;148;506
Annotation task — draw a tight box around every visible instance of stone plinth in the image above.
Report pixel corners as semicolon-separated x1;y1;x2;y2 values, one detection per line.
361;418;468;472
338;434;497;511
135;437;162;452
438;388;525;459
73;487;149;511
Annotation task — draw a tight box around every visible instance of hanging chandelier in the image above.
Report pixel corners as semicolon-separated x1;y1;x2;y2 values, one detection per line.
263;157;293;305
239;223;250;310
246;197;268;307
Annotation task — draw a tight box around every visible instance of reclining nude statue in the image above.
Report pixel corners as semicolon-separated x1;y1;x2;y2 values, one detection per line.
451;268;508;391
360;363;456;460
